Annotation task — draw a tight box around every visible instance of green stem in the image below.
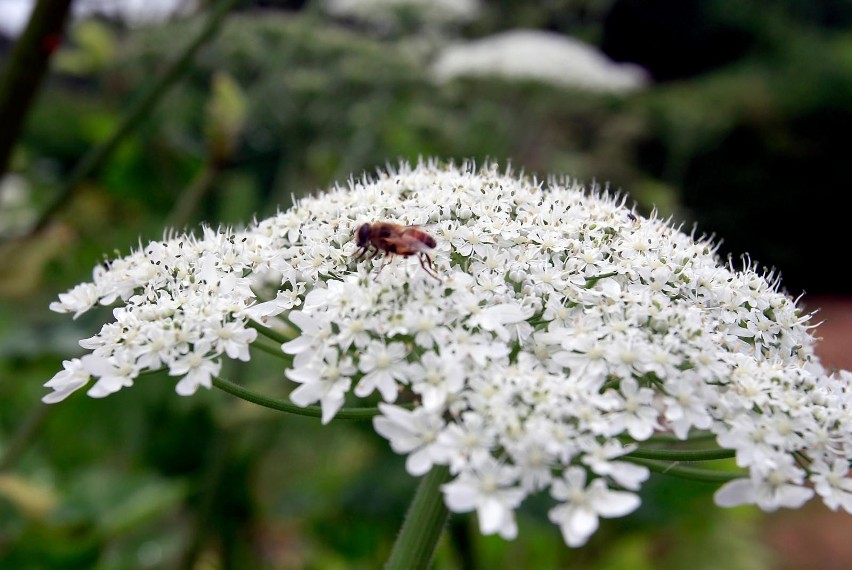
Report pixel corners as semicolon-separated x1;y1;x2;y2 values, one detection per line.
584;271;619;288
622;456;744;483
24;0;243;238
0;405;51;471
211;375;390;420
247;319;295;345
385;465;452;570
250;339;293;362
641;430;718;443
627;447;736;461
165;158;223;230
0;0;74;179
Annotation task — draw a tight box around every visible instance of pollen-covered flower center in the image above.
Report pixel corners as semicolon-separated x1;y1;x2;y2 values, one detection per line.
481;474;499;494
324;365;341;381
376;352;393;369
186;352;205;368
425;369;442;385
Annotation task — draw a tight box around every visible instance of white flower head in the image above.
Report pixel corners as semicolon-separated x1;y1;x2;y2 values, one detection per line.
323;0;481;30
46;159;852;547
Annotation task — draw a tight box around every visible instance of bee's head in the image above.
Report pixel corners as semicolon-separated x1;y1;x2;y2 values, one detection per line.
355;223;372;247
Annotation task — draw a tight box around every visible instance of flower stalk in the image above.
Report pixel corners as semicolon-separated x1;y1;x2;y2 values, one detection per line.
212;376;389;420
385;465;452;570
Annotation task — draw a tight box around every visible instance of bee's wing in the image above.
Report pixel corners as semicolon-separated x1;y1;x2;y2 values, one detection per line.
385;234;432;253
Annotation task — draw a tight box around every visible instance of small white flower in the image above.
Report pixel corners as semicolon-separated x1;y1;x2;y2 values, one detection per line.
287;350;355;424
662;374;715;439
467;304;532;343
580;440;649;491
437;411;496;474
402;305;446;349
82;353;140;398
548;467;641;547
608;377;660;441
355;341;410;402
714;455;815;511
210;320;258;361
168;343;221;396
243;287;304;321
49;283;101;318
281;311;333;366
442;457;525;539
805;459;852;513
42;359;91;403
408;351;464;412
373;403;446;476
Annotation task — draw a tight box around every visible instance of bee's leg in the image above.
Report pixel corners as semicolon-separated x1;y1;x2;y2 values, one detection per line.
419;253;440;281
353;246;367;260
374;254;393;280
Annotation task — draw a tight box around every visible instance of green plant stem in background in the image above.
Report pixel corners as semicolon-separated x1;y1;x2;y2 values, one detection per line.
22;0;243;239
0;0;74;180
385;465;452;570
0;406;50;471
166;160;224;231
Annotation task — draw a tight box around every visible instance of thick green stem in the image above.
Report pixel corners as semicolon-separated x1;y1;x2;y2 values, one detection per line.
0;0;74;179
385;465;452;570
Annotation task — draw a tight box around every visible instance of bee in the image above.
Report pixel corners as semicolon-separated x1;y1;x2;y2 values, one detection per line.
353;222;439;281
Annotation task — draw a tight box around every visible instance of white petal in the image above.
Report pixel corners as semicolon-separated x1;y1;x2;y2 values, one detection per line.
478;497;510;535
406;448;433;476
714;479;754;508
595;490;641;518
289;382;324;407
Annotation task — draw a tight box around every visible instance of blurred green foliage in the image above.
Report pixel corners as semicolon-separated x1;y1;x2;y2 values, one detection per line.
1;1;850;567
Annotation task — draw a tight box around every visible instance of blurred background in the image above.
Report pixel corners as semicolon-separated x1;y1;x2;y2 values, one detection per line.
1;0;850;568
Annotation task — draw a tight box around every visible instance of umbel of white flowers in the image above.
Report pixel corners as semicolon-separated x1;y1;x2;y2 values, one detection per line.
46;160;851;547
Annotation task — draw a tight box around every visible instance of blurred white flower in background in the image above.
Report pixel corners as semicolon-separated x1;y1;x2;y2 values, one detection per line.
432;29;650;93
74;0;197;27
0;0;32;37
323;0;481;31
0;0;197;37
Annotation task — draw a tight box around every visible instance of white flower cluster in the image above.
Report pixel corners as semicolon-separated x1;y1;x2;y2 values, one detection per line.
46;160;851;546
323;0;481;30
432;30;650;94
46;227;261;401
